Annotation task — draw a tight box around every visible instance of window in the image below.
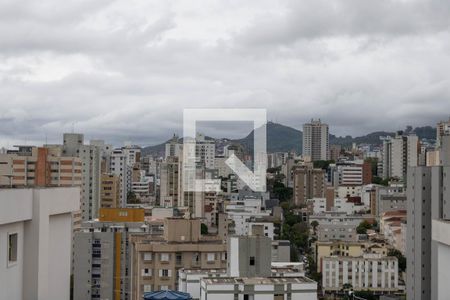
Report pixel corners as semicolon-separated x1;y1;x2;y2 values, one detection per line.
193;253;200;264
8;233;18;265
142;268;152;276
250;256;255;266
221;252;227;261
207;253;215;262
143;285;152;292
159;269;171;277
160;253;170;262
143;253;152;261
160;285;169;290
176;253;182;265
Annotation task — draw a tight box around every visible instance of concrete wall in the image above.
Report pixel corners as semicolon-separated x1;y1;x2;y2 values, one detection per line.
0;187;80;300
0;222;25;300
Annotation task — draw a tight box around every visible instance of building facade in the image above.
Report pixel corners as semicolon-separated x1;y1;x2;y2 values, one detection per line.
302;119;330;161
292;165;325;206
322;254;399;293
73;208;147;300
130;218;227;299
0;187;80;300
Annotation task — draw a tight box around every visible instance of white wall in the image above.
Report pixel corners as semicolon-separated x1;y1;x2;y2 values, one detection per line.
48;214;73;300
0;222;24;300
0;187;79;300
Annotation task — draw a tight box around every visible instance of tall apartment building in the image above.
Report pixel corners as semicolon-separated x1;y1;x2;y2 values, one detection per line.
194;133;215;169
322;254;399;293
0;146;83;227
100;173;120;208
110;148;132;207
130;218;227;299
122;145;141;167
159;156;181;207
436;118;450;148
165;134;183;159
0;187;80;300
73;208;147;300
407;136;450;300
302;119;329;161
0;146;82;188
406;167;434;300
292;165;325;206
382;132;418;181
62;133;103;220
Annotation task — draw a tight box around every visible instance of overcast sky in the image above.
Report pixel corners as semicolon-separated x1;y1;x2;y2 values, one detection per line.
1;0;450;148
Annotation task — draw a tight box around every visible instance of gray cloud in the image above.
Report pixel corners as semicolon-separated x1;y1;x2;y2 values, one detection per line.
0;0;449;148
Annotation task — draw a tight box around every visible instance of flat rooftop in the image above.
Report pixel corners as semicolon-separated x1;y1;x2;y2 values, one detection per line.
202;276;315;285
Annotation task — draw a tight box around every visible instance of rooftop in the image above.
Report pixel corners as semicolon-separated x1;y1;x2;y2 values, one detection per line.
202;276;315;285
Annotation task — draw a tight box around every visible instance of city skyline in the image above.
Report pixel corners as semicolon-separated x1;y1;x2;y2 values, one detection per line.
0;117;443;150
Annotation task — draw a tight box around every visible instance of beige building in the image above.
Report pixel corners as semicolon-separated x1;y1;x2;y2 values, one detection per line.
100;174;120;208
315;240;389;273
293;165;325;206
130;218;226;299
0;146;82;188
322;254;399;293
0;146;83;227
159;156;181;207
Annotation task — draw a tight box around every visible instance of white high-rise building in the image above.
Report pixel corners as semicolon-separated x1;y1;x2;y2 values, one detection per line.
302;119;329;161
0;187;80;300
110;149;132;207
194;133;215;169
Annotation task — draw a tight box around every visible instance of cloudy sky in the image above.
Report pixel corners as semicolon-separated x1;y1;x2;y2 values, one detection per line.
1;0;450;147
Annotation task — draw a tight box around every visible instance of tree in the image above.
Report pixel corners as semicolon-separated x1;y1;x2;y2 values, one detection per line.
372;176;390;186
272;181;293;202
201;223;208;235
354;290;377;300
127;191;139;204
313;160;335;170
356;220;373;234
365;157;379;176
388;248;407;272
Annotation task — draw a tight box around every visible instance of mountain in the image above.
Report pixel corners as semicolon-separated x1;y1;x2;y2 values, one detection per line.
141;123;436;156
141;140;167;157
232;122;302;154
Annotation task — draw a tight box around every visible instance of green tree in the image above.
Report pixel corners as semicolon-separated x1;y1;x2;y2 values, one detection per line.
273;181;293;202
127;191;139;204
313;160;335;170
365;157;379;176
354;290;377;300
201;223;208;235
356;220;373;234
388;248;407;272
372;176;390;186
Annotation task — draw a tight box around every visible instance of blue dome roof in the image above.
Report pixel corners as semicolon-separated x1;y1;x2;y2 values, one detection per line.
143;290;192;300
